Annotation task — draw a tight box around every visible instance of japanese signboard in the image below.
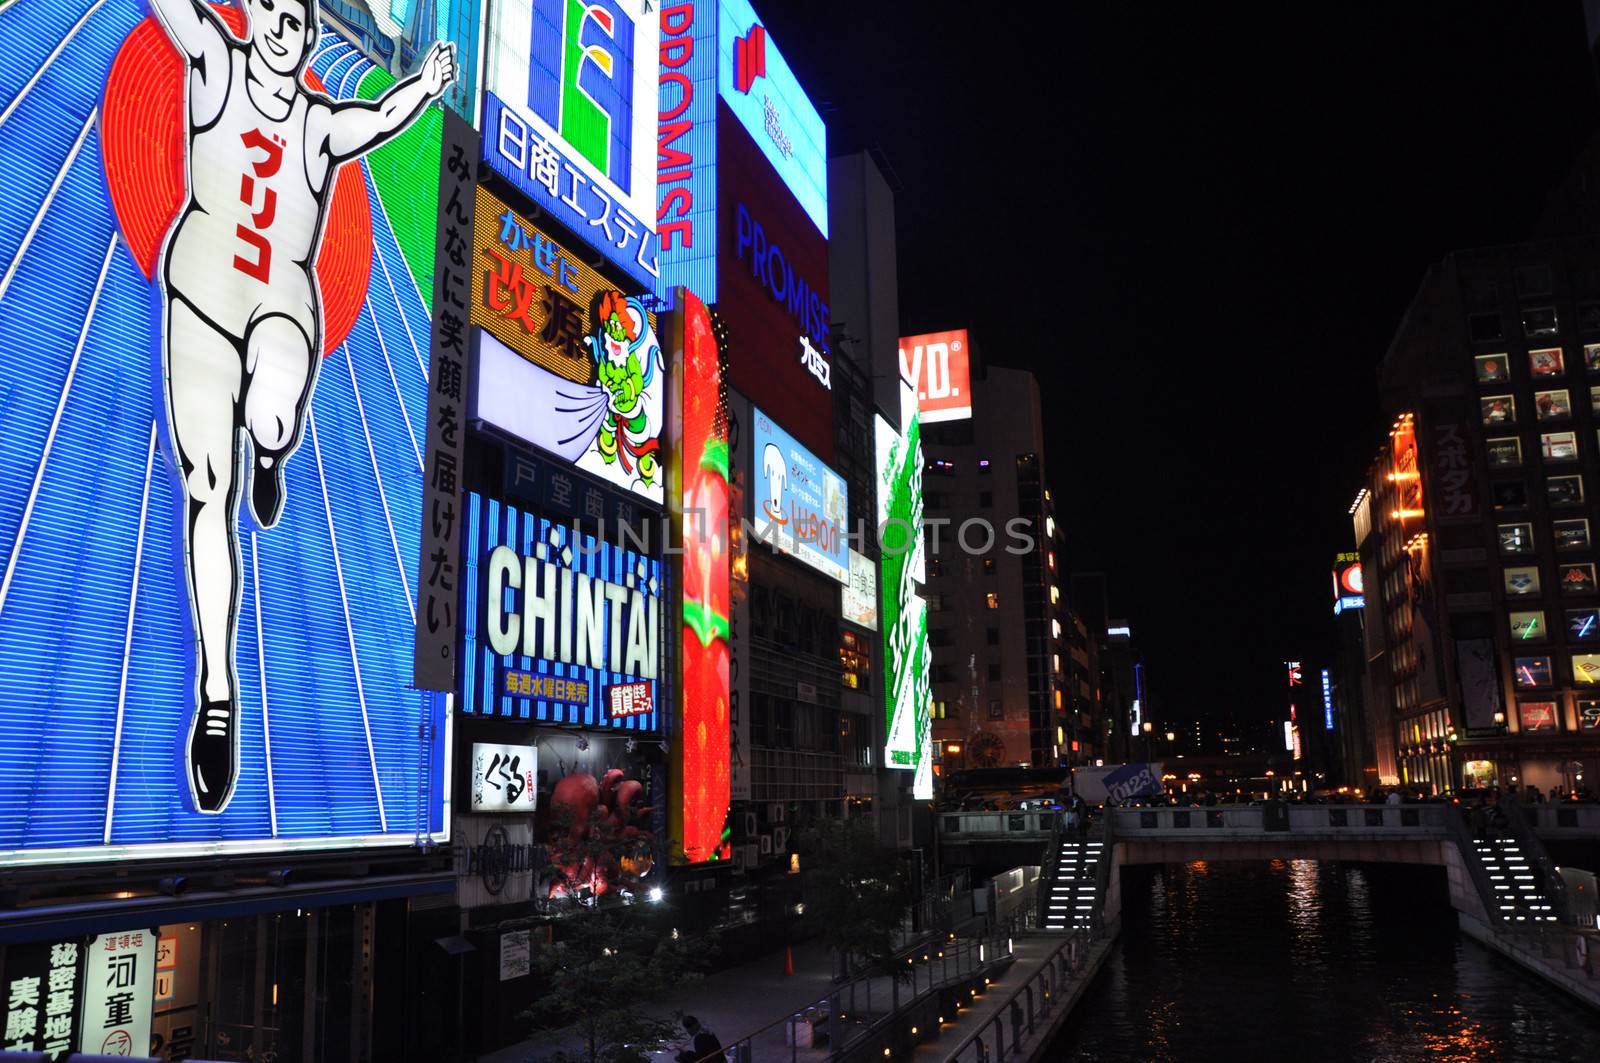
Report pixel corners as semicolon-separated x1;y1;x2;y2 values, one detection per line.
876;381;932;799
416;107;479;692
0;1;449;864
461;493;662;731
1;940;81;1058
471;743;538;812
752;408;848;583
471;186;665;506
842;548;879;630
898;330;974;423
79;932;157;1057
1428;421;1478;521
482;0;661;288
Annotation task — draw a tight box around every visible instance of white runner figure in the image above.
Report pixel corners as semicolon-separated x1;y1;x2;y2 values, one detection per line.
147;0;455;813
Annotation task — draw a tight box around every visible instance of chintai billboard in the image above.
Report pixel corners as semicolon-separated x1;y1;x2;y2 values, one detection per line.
0;1;453;863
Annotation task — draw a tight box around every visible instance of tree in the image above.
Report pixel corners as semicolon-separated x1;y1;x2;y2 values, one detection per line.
797;817;913;979
516;907;714;1063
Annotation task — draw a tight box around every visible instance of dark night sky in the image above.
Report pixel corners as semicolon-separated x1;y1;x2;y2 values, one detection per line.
760;3;1600;728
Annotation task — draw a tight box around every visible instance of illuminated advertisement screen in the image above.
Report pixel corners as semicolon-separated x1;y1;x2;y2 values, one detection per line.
716;109;833;458
715;0;827;237
1321;668;1334;731
470;186;665;505
0;3;450;865
842;548;879;630
322;0;485;123
461;492;661;731
656;0;719;304
482;0;660;287
898;329;973;423
876;393;931;798
674;291;731;863
752;408;848;584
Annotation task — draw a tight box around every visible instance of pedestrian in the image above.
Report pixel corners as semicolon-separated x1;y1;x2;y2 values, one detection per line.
1075;794;1090;840
1470;801;1489;841
1386;789;1402;807
676;1015;723;1063
1062;801;1078;838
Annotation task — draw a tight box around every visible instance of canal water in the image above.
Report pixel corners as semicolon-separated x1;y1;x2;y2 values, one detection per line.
1052;860;1600;1061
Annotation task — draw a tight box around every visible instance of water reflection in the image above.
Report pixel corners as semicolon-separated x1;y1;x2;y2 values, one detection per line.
1055;861;1600;1061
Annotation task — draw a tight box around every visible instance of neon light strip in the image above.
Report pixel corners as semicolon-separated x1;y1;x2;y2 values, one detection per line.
0;0;106;129
251;532;279;838
0;828;448;869
1521;621;1537;640
309;411;388;832
368;194;431;383
0;233;117;616
1519;665;1537;685
1582;615;1596;638
361;265;425;472
344;316;416;619
104;420;157;845
0;106;98;300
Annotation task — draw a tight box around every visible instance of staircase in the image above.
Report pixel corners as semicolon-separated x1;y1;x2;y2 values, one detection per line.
1473;836;1559;924
1041;837;1103;931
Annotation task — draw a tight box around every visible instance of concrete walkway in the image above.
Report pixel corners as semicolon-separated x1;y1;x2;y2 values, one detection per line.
482;929;1009;1063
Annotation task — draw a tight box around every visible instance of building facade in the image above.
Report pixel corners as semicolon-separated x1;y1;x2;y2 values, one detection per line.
1356;239;1600;795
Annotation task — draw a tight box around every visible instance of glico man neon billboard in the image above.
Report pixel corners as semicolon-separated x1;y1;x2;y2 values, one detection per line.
0;0;453;863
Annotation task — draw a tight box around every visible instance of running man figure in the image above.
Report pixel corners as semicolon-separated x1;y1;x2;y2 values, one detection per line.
148;0;455;812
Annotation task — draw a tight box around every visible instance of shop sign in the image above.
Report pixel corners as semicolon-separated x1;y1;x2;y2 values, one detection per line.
79;932;157;1058
471;743;538;812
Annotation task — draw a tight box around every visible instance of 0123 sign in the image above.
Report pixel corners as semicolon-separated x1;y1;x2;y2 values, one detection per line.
899;329;973;423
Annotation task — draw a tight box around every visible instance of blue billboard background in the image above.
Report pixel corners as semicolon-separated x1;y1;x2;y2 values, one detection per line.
716;0;827;238
751;407;848;583
0;2;448;863
461;492;662;731
655;0;720;305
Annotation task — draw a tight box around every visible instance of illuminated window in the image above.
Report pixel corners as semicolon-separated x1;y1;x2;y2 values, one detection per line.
932;700;947;720
1487;437;1522;467
989;699;1004;719
1481;395;1516;424
1492;481;1528;510
1560;563;1597;595
1566;608;1600;641
1588;343;1600;371
1523;306;1560;337
1543;432;1579;461
1050;585;1060;604
1052;653;1061;673
1549;475;1584;506
978;458;992;475
1054;689;1063;709
1530;347;1565;377
1520;700;1559;730
1514;657;1553;688
1578;699;1600;729
1498;523;1534;554
1475;353;1510;383
1509;610;1546;641
1555;519;1590;550
1504;566;1541;596
985;592;999;610
1591;387;1600;415
1535;389;1572;420
1051;618;1062;639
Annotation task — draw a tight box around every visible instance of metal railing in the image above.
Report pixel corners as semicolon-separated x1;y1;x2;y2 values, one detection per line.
939;811;1059;838
1501;801;1577;926
718;924;1015;1063
943;930;1091;1063
1106;802;1451;836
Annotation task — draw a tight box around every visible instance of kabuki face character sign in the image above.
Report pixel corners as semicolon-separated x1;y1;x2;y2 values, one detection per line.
147;0;455;812
583;291;661;492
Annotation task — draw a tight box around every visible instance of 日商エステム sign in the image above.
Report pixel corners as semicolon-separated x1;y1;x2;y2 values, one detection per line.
0;1;450;865
482;0;661;287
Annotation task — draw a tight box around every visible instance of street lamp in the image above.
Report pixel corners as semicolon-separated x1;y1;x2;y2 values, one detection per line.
1142;721;1152;762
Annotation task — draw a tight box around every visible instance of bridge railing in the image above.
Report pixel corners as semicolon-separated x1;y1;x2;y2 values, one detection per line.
943;928;1091;1063
1527;802;1600;836
1106;802;1451;835
939;810;1059;838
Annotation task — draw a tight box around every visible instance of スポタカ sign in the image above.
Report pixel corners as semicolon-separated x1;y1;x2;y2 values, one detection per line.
0;1;449;865
482;0;661;288
462;493;662;730
752;408;848;584
471;186;666;507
